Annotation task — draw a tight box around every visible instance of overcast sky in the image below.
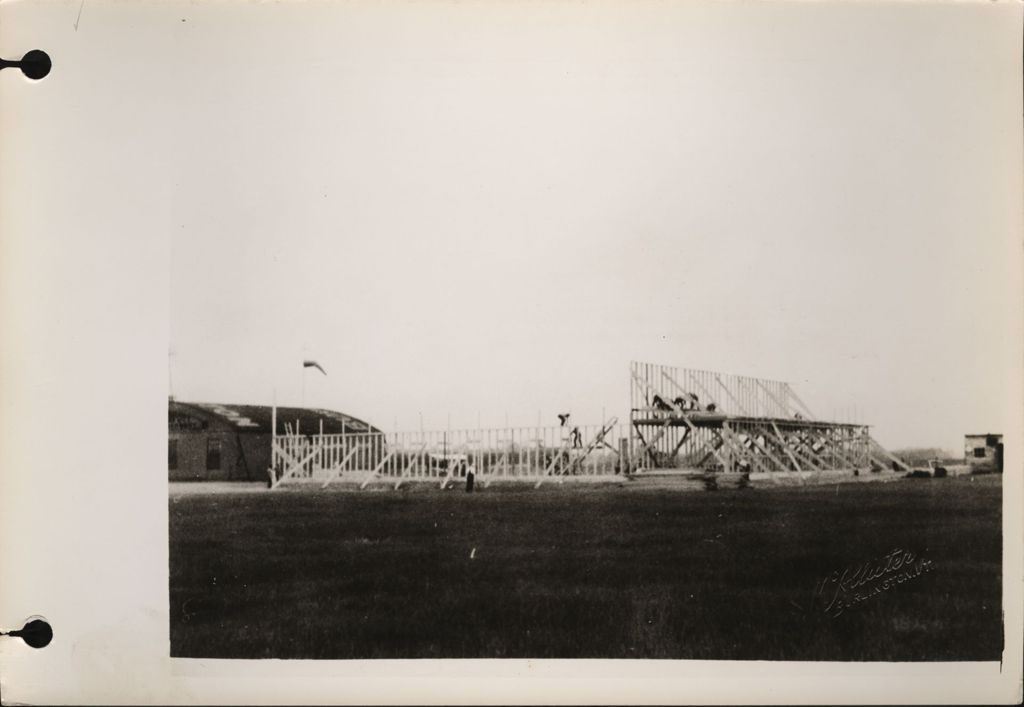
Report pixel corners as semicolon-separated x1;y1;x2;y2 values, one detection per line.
162;0;1022;451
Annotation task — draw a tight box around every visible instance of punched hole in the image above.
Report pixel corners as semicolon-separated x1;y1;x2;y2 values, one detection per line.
20;50;52;80
2;617;53;648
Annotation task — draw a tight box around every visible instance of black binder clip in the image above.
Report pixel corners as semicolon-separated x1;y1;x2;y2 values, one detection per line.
0;49;52;80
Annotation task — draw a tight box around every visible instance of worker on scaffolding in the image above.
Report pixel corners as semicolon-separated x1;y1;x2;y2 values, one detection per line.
570;426;583;449
651;395;673;413
672;396;688;411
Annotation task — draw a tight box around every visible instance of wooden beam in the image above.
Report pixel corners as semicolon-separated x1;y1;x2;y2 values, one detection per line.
661;370;716;411
784;384;817;419
668;425;692;461
870;438;911;471
716;426;751;473
742;428;791;473
713;373;749;415
681;417;728;469
484;451;509;488
770;421;802;472
565;418;619;475
753;378;792;417
320;444;363;489
629;369;683;463
360;450;396;489
393;443;427;490
271;439;324;489
781;431;828;470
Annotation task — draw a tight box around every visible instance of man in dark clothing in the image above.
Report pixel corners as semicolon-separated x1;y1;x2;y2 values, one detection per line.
652;395;673;412
570;427;583;448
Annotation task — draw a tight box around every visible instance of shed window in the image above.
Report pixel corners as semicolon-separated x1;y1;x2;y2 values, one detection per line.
207;438;222;470
168;439;178;470
973;447;987;458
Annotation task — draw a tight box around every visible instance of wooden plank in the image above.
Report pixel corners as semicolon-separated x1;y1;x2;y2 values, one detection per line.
630;369;682;452
792;433;833;470
272;439;325;489
742;427;790;473
679;416;728;469
564;418;619;475
752;378;792;418
485;451;509;488
775;429;821;472
321;445;363;489
360;450;396;489
784;384;817;419
394;443;427;490
664;370;717;411
713;373;749;415
870;438;911;471
635;368;727;469
770;421;802;472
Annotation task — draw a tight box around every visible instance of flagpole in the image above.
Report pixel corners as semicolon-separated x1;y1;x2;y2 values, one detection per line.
271;387;277;486
301;346;307;410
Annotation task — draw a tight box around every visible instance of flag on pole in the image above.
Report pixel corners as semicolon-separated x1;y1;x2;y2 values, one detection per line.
303;360;327;376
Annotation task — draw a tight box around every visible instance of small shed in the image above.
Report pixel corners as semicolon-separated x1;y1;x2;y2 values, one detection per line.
169;400;380;481
964;433;1003;474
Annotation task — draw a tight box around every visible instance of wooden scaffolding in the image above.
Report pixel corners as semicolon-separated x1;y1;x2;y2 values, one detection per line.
628;361;908;475
268;417;625;490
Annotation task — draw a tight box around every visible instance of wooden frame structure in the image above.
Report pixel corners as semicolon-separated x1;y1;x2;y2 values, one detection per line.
269;418;625;490
265;361;908;490
628;361;908;475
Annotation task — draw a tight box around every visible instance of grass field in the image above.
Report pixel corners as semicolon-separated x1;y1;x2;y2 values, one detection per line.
169;476;1002;660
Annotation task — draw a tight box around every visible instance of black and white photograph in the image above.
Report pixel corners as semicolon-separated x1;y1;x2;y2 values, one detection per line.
160;0;1016;664
0;0;1021;703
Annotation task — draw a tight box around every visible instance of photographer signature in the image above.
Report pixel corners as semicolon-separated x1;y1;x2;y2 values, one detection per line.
815;548;934;617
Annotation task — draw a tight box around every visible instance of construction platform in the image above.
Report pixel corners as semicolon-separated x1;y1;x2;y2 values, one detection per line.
263;361;909;490
629;361;907;475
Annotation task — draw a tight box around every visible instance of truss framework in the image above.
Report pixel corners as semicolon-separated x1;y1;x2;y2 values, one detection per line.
267;362;909;490
269;418;624;489
628;361;906;473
